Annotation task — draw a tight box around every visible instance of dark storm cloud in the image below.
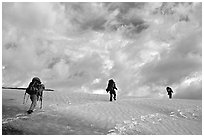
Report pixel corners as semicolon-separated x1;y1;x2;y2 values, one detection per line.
104;2;149;36
4;42;18;50
60;2;149;36
105;2;145;14
62;2;107;31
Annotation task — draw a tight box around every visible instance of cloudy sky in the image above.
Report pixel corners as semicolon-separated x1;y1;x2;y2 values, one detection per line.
2;2;202;99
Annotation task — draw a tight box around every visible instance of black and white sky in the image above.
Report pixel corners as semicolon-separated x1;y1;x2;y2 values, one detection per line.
2;2;202;99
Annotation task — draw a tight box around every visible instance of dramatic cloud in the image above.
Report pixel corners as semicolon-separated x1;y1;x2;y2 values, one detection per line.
2;2;202;100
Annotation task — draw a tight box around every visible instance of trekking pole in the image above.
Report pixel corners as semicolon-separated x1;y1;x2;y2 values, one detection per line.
23;92;26;104
25;94;29;104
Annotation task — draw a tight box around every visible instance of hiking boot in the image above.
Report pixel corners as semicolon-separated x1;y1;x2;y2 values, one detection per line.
27;110;33;114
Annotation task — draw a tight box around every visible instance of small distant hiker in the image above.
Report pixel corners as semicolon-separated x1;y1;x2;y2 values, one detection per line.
24;77;45;114
106;79;118;101
166;87;173;99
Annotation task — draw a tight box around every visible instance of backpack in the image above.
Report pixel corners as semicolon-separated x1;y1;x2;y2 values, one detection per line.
106;80;115;92
26;77;41;95
26;81;41;95
166;87;173;94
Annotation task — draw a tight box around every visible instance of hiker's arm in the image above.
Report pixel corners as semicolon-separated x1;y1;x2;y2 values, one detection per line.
106;88;109;93
114;84;118;90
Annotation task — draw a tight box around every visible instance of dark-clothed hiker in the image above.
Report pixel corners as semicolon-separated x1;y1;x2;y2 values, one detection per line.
24;77;45;114
106;79;118;101
166;87;173;99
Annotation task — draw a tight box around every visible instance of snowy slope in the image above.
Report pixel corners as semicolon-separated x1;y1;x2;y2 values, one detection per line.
2;89;202;135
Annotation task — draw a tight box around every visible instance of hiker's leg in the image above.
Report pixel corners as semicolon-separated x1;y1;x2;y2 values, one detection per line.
113;92;116;100
110;93;112;101
29;95;37;111
169;94;172;99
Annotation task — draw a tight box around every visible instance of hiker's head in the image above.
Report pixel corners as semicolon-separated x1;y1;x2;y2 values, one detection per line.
166;87;170;90
109;79;114;84
32;77;41;83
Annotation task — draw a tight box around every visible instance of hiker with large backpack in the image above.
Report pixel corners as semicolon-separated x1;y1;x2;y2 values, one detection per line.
24;77;45;114
166;86;173;99
106;79;118;101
